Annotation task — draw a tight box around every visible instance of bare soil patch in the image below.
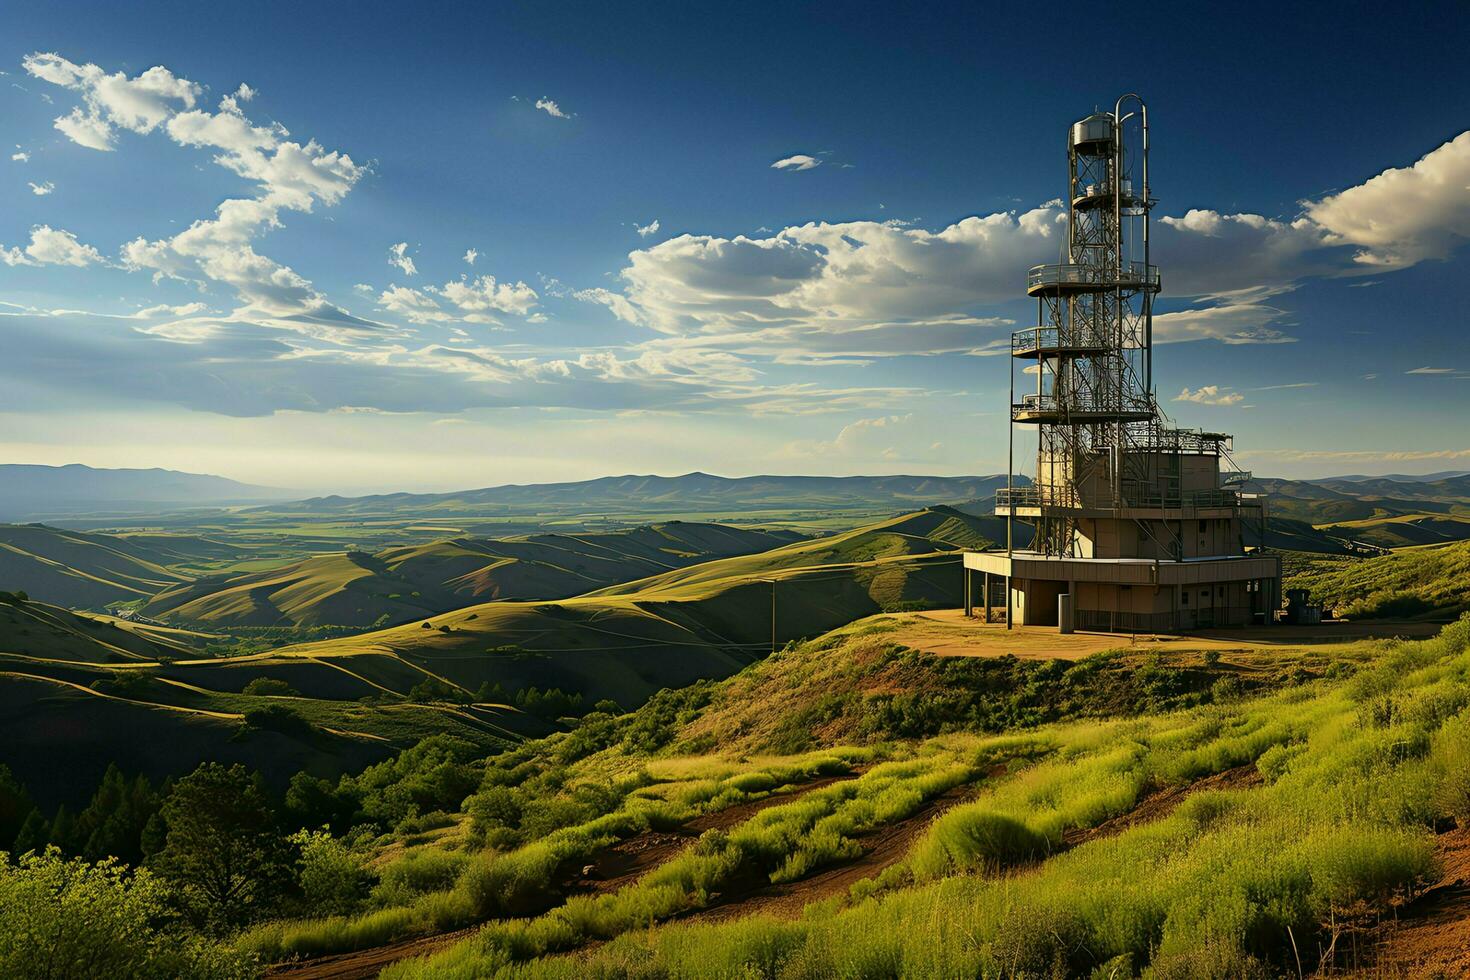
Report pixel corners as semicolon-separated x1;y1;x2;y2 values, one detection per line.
1353;825;1470;978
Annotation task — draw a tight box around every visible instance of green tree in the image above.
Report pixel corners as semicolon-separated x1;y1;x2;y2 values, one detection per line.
0;847;252;978
289;828;370;915
0;765;34;850
152;763;293;931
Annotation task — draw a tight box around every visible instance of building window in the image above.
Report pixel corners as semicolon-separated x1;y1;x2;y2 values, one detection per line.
1181;592;1189;605
1198;520;1207;533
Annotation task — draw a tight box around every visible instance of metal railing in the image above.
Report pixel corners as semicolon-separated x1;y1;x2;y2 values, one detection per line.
1011;392;1154;419
1027;261;1161;293
1010;326;1109;355
995;486;1240;510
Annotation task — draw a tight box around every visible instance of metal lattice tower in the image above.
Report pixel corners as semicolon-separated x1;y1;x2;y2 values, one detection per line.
1009;94;1163;557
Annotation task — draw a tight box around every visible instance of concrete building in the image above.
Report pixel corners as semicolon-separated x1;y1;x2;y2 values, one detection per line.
964;96;1281;632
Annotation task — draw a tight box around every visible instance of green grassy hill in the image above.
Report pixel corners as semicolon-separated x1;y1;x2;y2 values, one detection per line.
142;523;801;628
267;508;997;707
1286;539;1470;619
0;594;214;663
0;524;212;608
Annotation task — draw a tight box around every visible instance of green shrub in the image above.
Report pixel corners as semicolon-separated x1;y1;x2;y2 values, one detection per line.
291;829;371;916
242;676;297;697
0;848;251;979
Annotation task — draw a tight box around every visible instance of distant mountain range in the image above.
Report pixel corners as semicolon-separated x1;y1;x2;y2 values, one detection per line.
265;472;1024;516
0;464;294;520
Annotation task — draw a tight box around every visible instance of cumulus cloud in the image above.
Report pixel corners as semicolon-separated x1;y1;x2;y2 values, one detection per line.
439;274;539;316
11;151;29;162
771;154;821;171
1174;385;1245;406
636;218;660;238
534;97;568;119
0;225;104;267
24;52;200;150
27;53;365;323
463;248;478;265
561;130;1470;359
377;284;447;323
387;242;418;276
1305;131;1470;268
28;180;54;195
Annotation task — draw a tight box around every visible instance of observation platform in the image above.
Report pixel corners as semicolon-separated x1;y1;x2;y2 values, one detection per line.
993;486;1249;520
1026;262;1161;297
1011;327;1110;360
1010;394;1154;424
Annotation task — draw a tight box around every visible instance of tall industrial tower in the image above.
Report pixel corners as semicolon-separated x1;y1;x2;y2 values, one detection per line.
964;96;1281;633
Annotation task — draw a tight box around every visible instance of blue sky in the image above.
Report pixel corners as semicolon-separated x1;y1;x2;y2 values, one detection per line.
1;0;1468;492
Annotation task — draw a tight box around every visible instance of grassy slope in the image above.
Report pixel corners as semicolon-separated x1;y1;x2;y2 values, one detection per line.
0;523;202;608
273;508;996;706
0;596;213;663
1287;539;1470;618
376;617;1470;980
142;523;801;628
0;597;541;807
1319;512;1470;548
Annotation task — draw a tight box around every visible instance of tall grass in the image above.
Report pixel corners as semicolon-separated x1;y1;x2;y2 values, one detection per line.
236;752;857;962
386;616;1470;979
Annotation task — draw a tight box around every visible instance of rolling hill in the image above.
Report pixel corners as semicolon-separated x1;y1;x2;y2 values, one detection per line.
0;523;210;608
1285;539;1470;619
142;522;802;628
265;508;1001;706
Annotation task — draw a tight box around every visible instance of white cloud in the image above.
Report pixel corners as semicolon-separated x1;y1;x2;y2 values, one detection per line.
636;219;660;238
11;151;28;162
0;225;104;267
377;284;447;322
439;274;539;316
28;180;54;195
387;242;418;276
352;283;373;294
133;302;208;318
534;97;569;119
771;154;820;172
24;52;200;151
1406;366;1455;375
1174;385;1245;406
463;248;478;265
575;286;641;325
1305;131;1470;268
26;53;365;323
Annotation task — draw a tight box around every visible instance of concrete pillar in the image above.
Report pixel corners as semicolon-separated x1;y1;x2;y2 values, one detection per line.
963;566;973;618
1058;593;1074;634
983;571;991;624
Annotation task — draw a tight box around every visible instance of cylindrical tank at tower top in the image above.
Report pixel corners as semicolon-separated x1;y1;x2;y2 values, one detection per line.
1071;113;1112;152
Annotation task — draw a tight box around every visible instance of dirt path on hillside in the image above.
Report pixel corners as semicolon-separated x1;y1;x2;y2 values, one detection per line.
673;783;975;925
265;771;861;980
1062;763;1264;849
1352;826;1470;978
